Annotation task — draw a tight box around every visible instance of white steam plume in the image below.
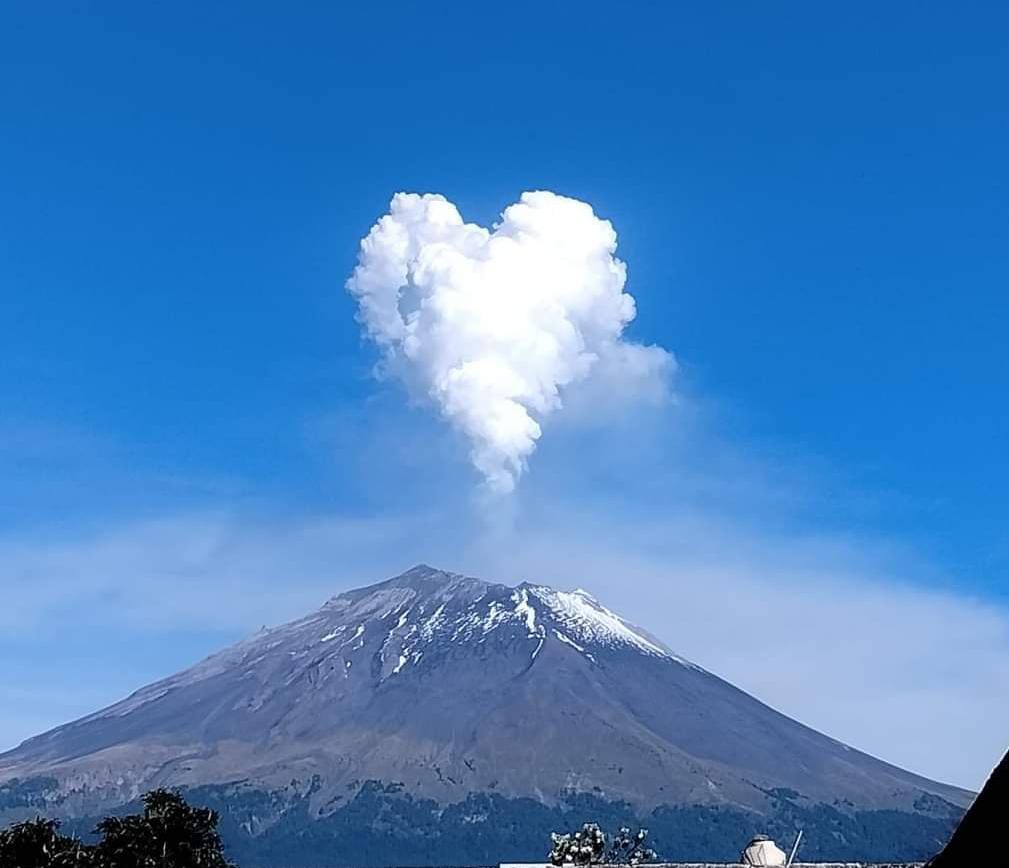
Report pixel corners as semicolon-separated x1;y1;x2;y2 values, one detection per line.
347;191;673;492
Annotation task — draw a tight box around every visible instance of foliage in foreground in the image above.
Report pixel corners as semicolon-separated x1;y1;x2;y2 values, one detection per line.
0;789;233;868
0;816;92;868
549;823;656;866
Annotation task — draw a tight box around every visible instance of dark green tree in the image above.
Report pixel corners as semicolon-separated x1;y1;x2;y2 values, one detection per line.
0;816;94;867
92;789;233;868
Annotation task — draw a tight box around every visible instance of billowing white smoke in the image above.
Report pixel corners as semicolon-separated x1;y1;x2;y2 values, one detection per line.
347;191;673;493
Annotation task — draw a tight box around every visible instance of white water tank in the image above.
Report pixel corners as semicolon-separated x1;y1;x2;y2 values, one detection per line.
741;834;787;867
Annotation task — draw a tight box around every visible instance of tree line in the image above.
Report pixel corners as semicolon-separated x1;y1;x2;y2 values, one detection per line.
1;792;658;868
0;789;232;867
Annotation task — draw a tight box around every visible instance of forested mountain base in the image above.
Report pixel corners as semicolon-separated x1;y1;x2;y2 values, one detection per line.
8;781;957;868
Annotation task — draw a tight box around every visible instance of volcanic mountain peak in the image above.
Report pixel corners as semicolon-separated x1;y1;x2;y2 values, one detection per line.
0;562;972;851
313;564;692;672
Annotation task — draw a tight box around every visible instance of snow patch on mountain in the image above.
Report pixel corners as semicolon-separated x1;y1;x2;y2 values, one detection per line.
514;588;539;636
527;585;692;664
308;569;698;672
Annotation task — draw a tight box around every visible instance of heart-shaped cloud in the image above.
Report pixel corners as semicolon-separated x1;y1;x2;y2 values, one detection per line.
347;190;673;492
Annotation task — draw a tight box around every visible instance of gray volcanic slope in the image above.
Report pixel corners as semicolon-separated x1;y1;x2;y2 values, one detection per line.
0;565;970;820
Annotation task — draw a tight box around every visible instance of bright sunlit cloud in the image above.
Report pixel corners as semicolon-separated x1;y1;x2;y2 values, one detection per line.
347;191;674;493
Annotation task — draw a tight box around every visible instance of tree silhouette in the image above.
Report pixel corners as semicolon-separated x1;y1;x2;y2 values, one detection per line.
93;789;233;868
0;789;234;868
0;816;93;867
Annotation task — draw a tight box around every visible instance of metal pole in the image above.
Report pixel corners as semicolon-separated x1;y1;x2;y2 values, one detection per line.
786;830;803;868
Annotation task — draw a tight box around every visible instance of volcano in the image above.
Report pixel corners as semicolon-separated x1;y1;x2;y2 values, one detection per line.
0;565;970;864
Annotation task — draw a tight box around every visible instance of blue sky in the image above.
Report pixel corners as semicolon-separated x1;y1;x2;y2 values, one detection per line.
2;2;1008;788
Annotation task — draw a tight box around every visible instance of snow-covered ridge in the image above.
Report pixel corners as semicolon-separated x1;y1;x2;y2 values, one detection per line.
83;569;695;724
527;585;679;660
306;572;695;674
